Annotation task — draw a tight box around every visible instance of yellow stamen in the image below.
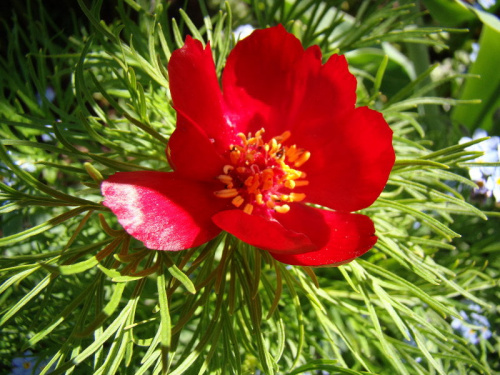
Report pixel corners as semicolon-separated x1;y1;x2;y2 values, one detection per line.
294;180;309;187
286;169;303;180
230;149;241;164
274;204;290;214
255;128;265;143
280;194;291;202
255;193;264;205
243;203;254;215
214;189;239;198
248;175;260;193
286;145;299;162
217;175;233;183
238;133;247;144
261;169;274;190
269;138;279;154
274;130;291;143
294;151;311;167
223;165;234;174
215;129;310;216
231;195;245;207
290;193;306;202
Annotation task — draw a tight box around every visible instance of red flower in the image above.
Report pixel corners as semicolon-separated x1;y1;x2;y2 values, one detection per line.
101;25;395;267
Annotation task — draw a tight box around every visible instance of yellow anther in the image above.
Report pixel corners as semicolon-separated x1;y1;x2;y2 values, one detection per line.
252;128;265;146
280;194;292;202
268;138;278;154
217;175;233;183
294;151;310;167
255;193;264;205
223;165;234;174
214;189;239;198
274;130;291;143
274;204;290;214
230;149;241;164
289;193;306;202
248;175;260;194
238;133;247;144
294;180;309;187
231;195;245;207
218;129;310;215
284;168;302;180
286;145;299;162
243;203;254;215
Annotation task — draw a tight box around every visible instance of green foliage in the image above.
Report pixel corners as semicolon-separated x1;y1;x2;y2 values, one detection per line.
0;1;498;374
452;23;500;132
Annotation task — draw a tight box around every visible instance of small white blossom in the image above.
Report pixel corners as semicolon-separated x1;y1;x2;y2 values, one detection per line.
487;167;500;205
233;24;255;40
470;42;480;62
36;86;56;106
451;303;492;345
10;351;52;375
459;129;500;201
478;0;496;9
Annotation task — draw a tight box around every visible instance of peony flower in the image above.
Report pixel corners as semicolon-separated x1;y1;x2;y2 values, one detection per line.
101;25;395;267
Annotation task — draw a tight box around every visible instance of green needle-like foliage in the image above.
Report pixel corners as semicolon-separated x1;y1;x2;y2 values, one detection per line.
0;1;497;374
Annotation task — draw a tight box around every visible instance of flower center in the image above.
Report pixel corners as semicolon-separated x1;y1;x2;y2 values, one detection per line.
214;128;310;215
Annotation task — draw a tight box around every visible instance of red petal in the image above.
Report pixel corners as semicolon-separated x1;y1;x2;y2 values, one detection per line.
286;52;357;149
168;36;238;154
222;25;357;145
102;172;228;250
211;209;315;254
167;111;225;181
222;25;304;136
270;203;377;267
302;107;394;212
